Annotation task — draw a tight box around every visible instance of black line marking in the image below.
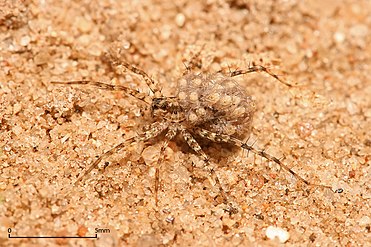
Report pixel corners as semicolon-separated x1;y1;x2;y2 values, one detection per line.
8;234;98;239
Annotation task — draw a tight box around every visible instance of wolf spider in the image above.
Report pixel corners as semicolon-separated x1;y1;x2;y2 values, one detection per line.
52;52;342;205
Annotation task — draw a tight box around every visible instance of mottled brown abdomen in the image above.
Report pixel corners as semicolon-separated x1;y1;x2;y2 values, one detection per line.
177;72;256;138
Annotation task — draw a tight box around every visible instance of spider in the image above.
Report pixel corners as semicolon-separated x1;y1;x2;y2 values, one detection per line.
52;52;342;205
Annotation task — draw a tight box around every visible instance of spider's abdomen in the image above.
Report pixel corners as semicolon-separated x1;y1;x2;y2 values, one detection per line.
177;72;256;137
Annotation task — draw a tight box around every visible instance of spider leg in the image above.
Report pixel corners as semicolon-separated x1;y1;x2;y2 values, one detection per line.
230;64;293;87
51;80;149;104
105;53;159;95
75;121;169;185
74;136;136;185
195;128;342;193
153;126;178;206
182;44;205;74
180;127;229;204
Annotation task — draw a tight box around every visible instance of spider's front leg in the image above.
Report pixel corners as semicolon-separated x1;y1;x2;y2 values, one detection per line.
153;126;177;206
180;127;229;204
104;52;160;95
51;80;148;103
75;121;169;185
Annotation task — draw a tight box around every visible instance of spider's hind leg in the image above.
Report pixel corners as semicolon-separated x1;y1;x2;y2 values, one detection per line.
195;128;342;193
180;128;229;204
152;126;178;206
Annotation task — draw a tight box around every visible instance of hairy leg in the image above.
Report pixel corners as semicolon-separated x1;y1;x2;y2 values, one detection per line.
104;53;159;95
180;127;229;203
182;44;205;74
75;121;169;185
195;128;343;193
230;64;293;87
153;126;178;206
51;80;148;104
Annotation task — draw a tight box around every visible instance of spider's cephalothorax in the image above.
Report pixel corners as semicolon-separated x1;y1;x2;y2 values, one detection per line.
151;97;185;123
52;54;342;206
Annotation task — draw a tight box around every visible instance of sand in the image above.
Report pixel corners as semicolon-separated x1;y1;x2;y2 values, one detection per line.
0;0;370;246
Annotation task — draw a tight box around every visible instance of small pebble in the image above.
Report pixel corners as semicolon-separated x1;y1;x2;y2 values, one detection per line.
175;13;186;27
76;16;93;33
334;32;345;43
34;51;50;65
13;103;22;114
349;24;368;37
359;215;370;226
266;226;290;243
142;145;160;166
20;35;30;46
77;225;88;237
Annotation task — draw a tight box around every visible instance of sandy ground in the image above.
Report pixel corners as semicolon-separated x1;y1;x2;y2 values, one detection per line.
0;0;370;246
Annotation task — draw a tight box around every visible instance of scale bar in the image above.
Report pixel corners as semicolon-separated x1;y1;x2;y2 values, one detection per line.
9;234;98;239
